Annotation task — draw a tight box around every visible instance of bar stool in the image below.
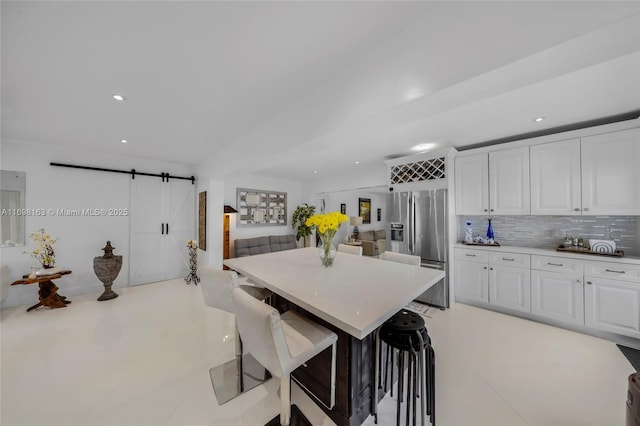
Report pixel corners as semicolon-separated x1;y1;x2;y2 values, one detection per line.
375;252;435;426
232;287;338;426
199;268;273;405
378;309;435;426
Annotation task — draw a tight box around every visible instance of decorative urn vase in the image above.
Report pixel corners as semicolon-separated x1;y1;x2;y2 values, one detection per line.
93;241;122;301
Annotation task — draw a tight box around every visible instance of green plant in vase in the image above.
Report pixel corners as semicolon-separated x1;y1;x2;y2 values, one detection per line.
291;203;316;247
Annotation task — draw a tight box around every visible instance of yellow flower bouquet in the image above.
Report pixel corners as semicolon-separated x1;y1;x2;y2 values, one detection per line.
306;211;348;267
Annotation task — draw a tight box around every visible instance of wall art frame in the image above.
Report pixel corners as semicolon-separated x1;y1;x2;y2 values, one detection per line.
198;191;207;251
359;197;371;224
237;188;287;227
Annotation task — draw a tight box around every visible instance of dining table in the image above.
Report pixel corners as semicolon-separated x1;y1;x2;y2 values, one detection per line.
224;247;444;426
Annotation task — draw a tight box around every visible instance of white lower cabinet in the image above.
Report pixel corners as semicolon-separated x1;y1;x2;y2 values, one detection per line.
531;270;584;326
455;258;489;303
584;276;640;339
455;248;530;312
489;265;531;313
455;247;640;342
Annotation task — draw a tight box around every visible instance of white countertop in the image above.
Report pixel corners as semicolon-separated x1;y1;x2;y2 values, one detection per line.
224;247;444;340
454;243;640;265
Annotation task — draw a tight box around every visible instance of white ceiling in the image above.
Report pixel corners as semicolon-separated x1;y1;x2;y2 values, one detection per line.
2;1;640;182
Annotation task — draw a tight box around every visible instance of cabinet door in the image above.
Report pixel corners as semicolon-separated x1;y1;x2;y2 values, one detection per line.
581;128;640;215
454;259;489;303
455;154;489;215
489;265;531;313
489;147;530;215
531;270;584;326
530;139;581;215
584;277;640;339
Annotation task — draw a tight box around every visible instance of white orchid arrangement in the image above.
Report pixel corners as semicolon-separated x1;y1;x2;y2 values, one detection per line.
26;228;58;268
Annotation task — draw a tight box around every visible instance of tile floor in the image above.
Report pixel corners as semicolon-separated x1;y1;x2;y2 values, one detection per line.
0;278;633;426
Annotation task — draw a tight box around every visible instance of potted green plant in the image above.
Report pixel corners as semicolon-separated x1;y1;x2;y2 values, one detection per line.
291;203;316;247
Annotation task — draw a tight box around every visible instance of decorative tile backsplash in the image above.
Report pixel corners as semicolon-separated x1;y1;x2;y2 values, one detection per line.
457;216;639;256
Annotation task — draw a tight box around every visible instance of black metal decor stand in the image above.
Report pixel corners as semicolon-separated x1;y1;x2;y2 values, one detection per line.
185;247;200;285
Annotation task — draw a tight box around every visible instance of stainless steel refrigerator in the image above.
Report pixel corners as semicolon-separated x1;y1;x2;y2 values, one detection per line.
387;188;449;308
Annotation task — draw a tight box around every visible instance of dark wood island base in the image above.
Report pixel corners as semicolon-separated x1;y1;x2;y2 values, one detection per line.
272;294;379;426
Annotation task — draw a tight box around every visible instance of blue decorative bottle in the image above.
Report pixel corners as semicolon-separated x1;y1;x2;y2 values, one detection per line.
486;218;495;241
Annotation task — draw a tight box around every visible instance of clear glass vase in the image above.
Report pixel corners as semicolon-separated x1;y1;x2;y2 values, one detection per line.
318;233;336;268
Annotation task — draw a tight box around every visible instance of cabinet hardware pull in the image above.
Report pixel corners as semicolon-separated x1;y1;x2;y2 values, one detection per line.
483;267;487;270
466;254;476;257
604;269;625;274
489;267;493;270
576;279;581;283
502;258;515;261
574;208;580;211
166;223;169;234
547;262;563;267
490;209;494;212
161;223;165;235
583;208;589;211
586;281;592;285
484;209;488;212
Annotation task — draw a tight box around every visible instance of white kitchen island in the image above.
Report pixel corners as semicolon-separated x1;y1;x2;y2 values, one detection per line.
224;247;444;426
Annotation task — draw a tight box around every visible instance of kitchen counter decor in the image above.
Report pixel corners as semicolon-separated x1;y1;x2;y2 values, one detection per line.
556;244;624;258
461;241;501;247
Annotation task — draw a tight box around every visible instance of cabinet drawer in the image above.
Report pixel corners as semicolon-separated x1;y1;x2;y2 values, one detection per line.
531;255;583;275
584;262;640;282
489;252;530;268
455;248;488;263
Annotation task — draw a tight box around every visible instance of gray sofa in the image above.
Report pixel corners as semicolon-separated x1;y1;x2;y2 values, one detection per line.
234;235;297;257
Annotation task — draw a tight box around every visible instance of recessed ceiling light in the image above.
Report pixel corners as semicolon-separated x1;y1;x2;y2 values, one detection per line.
534;117;545;122
112;94;126;101
355;161;360;165
120;139;128;143
313;170;318;174
404;88;424;101
412;143;436;152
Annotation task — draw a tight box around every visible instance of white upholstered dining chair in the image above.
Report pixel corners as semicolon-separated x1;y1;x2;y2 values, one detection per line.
232;287;338;426
199;267;272;404
380;251;421;266
337;243;363;256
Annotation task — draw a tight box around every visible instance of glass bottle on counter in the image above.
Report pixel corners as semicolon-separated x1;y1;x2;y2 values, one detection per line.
465;221;473;243
486;219;495;242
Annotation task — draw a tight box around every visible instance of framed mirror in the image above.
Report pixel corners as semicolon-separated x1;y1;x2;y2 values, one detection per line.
237;188;287;226
1;170;26;246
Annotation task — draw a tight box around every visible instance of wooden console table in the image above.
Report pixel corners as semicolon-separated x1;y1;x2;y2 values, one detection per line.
11;270;72;312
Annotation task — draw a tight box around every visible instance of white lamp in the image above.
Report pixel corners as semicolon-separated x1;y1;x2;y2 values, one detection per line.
350;216;363;240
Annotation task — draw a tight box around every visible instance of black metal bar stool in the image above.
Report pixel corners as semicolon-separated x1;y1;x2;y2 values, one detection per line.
374;309;435;426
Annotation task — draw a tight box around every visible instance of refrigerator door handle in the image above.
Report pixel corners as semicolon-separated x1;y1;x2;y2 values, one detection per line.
408;194;414;254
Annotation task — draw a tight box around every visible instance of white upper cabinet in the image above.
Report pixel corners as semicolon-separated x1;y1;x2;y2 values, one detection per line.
530;139;582;215
455;153;489;215
581;128;640;215
489;147;530;215
456;125;639;216
455;147;529;215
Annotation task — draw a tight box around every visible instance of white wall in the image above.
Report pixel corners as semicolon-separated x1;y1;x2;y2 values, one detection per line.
0;140;195;308
223;174;305;256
